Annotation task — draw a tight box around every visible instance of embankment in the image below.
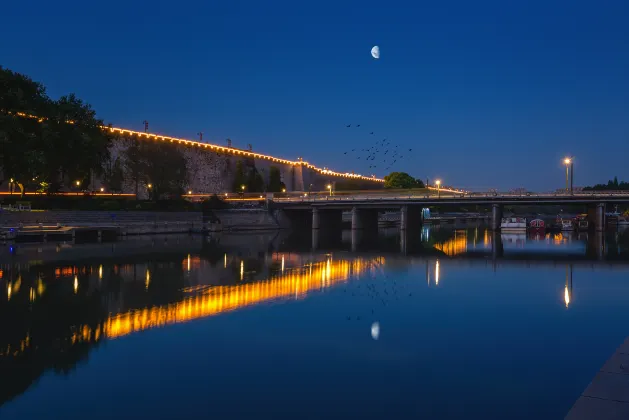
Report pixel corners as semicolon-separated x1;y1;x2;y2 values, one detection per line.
0;209;285;234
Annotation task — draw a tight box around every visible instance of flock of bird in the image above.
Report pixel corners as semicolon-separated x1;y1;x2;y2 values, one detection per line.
342;124;412;172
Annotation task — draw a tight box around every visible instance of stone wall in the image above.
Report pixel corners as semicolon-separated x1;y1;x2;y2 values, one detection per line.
101;136;382;197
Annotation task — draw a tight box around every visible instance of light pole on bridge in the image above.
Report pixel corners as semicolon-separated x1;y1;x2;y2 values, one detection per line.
564;157;574;194
435;179;441;198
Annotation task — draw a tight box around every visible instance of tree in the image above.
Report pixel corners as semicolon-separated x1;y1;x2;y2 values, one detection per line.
267;166;281;191
0;67;113;196
49;94;112;184
384;172;423;189
583;178;629;191
267;166;286;192
247;168;265;192
232;160;247;192
131;142;188;199
103;157;124;193
123;141;142;195
231;159;266;192
0;67;50;195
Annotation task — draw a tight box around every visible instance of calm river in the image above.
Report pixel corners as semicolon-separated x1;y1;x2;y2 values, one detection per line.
1;227;629;419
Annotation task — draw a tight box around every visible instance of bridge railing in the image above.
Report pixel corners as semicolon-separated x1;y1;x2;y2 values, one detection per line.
270;190;629;202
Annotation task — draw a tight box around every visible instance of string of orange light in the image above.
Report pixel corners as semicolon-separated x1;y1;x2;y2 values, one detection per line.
9;111;384;183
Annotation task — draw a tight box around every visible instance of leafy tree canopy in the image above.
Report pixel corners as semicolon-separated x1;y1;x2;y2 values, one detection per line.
0;67;113;195
123;142;188;199
583;177;629;191
384;172;424;189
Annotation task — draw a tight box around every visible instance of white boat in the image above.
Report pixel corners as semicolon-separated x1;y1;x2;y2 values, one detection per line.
501;217;527;232
561;219;574;231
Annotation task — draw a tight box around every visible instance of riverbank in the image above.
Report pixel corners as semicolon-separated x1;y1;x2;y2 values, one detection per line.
0;209;284;241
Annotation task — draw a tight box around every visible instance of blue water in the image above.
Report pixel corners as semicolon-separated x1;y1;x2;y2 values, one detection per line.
1;229;629;419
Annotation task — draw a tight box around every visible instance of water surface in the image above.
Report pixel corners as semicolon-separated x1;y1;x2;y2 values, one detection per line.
2;228;629;419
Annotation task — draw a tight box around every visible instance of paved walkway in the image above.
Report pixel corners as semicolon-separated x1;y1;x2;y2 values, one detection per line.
565;337;629;419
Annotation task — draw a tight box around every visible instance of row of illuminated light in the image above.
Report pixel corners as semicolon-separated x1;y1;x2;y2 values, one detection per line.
0;255;578;358
103;256;379;339
2;256;381;344
9;111;384;183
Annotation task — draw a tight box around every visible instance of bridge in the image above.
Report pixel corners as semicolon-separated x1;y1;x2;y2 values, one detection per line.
271;191;629;232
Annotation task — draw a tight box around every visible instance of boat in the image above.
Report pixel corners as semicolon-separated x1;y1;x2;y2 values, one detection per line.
561;219;574;231
529;219;545;230
574;214;589;231
500;217;527;232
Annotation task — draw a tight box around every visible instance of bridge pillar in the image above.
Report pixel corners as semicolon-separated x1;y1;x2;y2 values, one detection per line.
351;229;362;252
491;204;503;231
491;230;503;260
312;228;319;250
596;203;606;232
400;205;422;232
312;208;320;230
312;208;343;233
351;207;362;230
400;230;407;255
351;207;379;234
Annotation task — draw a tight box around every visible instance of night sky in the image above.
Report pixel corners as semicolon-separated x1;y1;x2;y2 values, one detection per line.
2;0;628;190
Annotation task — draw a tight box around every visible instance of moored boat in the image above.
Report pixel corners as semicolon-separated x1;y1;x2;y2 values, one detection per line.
561;219;574;231
501;217;527;232
574;214;589;231
529;219;545;230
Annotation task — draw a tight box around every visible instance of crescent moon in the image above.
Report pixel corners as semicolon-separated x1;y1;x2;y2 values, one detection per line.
371;46;380;59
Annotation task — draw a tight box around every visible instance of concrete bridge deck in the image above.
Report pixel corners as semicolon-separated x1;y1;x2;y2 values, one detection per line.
273;192;629;233
274;192;629;208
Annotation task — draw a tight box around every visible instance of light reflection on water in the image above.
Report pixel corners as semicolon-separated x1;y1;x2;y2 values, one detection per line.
1;228;629;419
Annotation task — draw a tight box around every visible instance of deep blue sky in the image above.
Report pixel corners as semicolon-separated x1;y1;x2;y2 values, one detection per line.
2;0;628;190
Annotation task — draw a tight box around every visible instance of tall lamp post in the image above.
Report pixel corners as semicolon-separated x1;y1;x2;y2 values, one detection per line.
326;184;332;197
435;179;441;198
563;157;573;194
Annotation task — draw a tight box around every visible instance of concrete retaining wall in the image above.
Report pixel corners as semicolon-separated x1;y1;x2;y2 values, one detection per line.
0;210;201;226
213;210;280;231
0;209;283;233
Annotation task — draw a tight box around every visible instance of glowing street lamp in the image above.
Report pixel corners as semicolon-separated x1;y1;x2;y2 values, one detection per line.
326;184;332;196
188;190;192;195
563;157;574;193
147;183;152;189
281;188;286;193
100;187;104;192
75;180;80;187
435;179;441;198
